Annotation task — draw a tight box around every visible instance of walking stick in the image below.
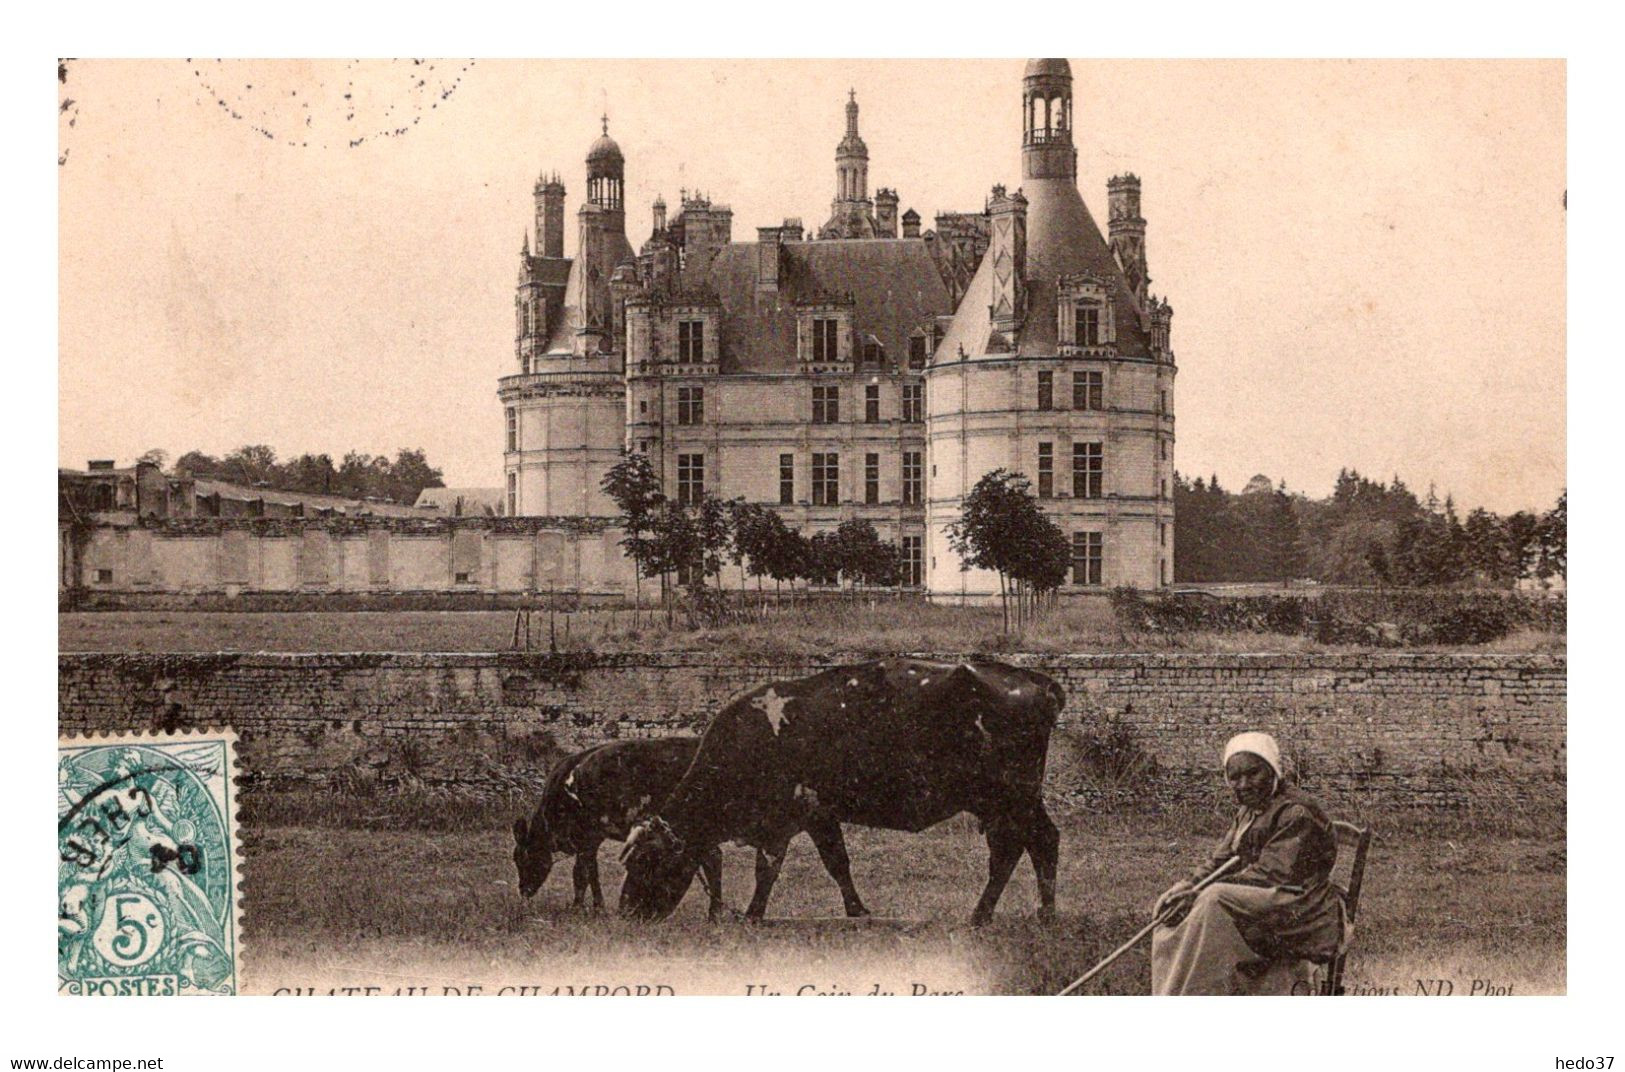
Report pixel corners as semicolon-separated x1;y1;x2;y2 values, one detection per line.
1058;855;1243;996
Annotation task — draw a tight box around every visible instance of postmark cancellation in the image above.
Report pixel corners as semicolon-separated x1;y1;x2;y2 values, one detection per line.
58;730;242;996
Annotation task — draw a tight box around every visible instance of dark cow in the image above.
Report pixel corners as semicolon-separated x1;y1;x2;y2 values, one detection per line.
620;658;1064;925
512;736;869;919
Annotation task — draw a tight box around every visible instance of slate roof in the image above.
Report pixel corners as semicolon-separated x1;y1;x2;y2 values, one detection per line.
936;177;1151;361
686;238;954;374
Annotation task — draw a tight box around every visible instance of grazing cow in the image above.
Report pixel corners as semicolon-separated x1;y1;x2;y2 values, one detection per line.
620;657;1064;925
512;736;869;919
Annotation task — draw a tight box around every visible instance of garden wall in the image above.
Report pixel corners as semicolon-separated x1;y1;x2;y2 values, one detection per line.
57;652;1565;813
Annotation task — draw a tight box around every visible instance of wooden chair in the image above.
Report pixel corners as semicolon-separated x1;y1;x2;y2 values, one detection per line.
1323;820;1373;995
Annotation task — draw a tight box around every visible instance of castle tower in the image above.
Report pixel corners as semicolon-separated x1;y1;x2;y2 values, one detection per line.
820;91;878;239
925;58;1174;597
838;90;869;203
578;117;635;343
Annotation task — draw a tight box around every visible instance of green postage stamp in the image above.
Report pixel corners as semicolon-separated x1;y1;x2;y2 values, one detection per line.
58;731;242;996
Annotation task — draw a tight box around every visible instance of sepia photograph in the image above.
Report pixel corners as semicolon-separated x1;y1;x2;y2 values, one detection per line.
50;46;1572;1037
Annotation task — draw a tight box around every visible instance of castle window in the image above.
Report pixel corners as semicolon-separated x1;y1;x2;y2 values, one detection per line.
902;383;923;423
677;453;705;505
1075;304;1101;347
1160;522;1168;548
1073;532;1103;586
1160;438;1169;462
780;454;795;505
862;337;884;365
677;386;704;425
902;535;923;587
678;320;704;364
865;453;880;504
1160;389;1169;415
812;452;839;505
902;451;922;505
1073;370;1103;411
813;318;839;363
506;472;516;516
1038;442;1053;499
505;407;518;452
813;384;840;424
95;568;113;584
1038;371;1053;411
865;384;880;423
1073;442;1103;499
909;334;929;370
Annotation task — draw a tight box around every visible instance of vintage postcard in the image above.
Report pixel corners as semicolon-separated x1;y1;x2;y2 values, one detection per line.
55;57;1564;1007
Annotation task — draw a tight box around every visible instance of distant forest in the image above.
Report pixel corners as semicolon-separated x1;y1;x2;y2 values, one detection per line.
139;446;446;507
1175;469;1566;587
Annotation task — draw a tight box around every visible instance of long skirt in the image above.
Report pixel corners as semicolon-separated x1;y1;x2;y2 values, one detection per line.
1150;883;1324;996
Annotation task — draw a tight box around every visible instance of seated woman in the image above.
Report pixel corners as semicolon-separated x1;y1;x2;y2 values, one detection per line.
1151;731;1347;995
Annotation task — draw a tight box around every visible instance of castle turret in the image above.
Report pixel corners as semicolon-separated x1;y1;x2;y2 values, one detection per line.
820;91;878;239
1022;58;1077;183
577;117;634;343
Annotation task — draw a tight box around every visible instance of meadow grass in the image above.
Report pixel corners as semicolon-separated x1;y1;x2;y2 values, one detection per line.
241;802;1563;996
60;603;1563;656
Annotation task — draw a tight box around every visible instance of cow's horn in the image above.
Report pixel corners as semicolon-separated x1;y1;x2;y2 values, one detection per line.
619;822;647;862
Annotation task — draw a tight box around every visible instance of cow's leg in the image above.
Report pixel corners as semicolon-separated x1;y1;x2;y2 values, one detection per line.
1024;802;1060;921
744;830;796;921
570;852;590;910
698;846;727;921
804;814;870;917
584;841;605;911
970;818;1026;927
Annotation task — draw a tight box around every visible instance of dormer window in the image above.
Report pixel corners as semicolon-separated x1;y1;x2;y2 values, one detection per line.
1075;304;1100;347
908;333;928;370
813;318;839;363
678;319;704;363
1057;274;1115;349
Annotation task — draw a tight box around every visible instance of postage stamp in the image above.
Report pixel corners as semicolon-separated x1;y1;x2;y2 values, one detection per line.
57;731;241;996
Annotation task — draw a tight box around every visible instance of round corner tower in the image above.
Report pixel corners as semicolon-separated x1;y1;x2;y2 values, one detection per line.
498;120;635;519
923;58;1176;598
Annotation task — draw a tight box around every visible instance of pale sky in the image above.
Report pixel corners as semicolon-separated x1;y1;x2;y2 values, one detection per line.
58;59;1565;513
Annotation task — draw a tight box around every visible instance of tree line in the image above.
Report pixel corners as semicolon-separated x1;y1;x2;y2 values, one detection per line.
1175;469;1566;586
603;455;1070;631
601;453;908;623
139;446;446;506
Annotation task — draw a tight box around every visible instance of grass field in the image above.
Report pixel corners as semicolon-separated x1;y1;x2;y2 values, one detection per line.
241;802;1564;996
59;605;1563;656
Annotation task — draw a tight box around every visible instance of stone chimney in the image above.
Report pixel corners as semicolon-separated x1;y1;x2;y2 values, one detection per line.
780;217;804;243
901;208;921;239
534;173;566;259
756;226;785;292
875;188;899;237
987;185;1028;338
1107;173;1149;307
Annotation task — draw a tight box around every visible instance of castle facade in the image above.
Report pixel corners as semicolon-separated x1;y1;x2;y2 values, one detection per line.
498;59;1176;597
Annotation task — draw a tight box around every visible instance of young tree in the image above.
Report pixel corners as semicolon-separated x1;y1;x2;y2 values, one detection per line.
946;468;1049;632
600;451;664;619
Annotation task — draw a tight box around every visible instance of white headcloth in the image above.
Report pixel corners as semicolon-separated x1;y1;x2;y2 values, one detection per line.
1222;731;1283;780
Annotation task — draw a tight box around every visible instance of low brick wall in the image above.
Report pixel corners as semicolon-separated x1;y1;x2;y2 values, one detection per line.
56;652;1565;812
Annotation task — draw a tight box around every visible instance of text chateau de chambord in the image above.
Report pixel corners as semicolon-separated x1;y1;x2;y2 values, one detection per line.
498;59;1176;597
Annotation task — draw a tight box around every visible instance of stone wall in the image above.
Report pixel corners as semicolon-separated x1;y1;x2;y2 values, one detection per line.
56;652;1565;812
62;516;635;609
